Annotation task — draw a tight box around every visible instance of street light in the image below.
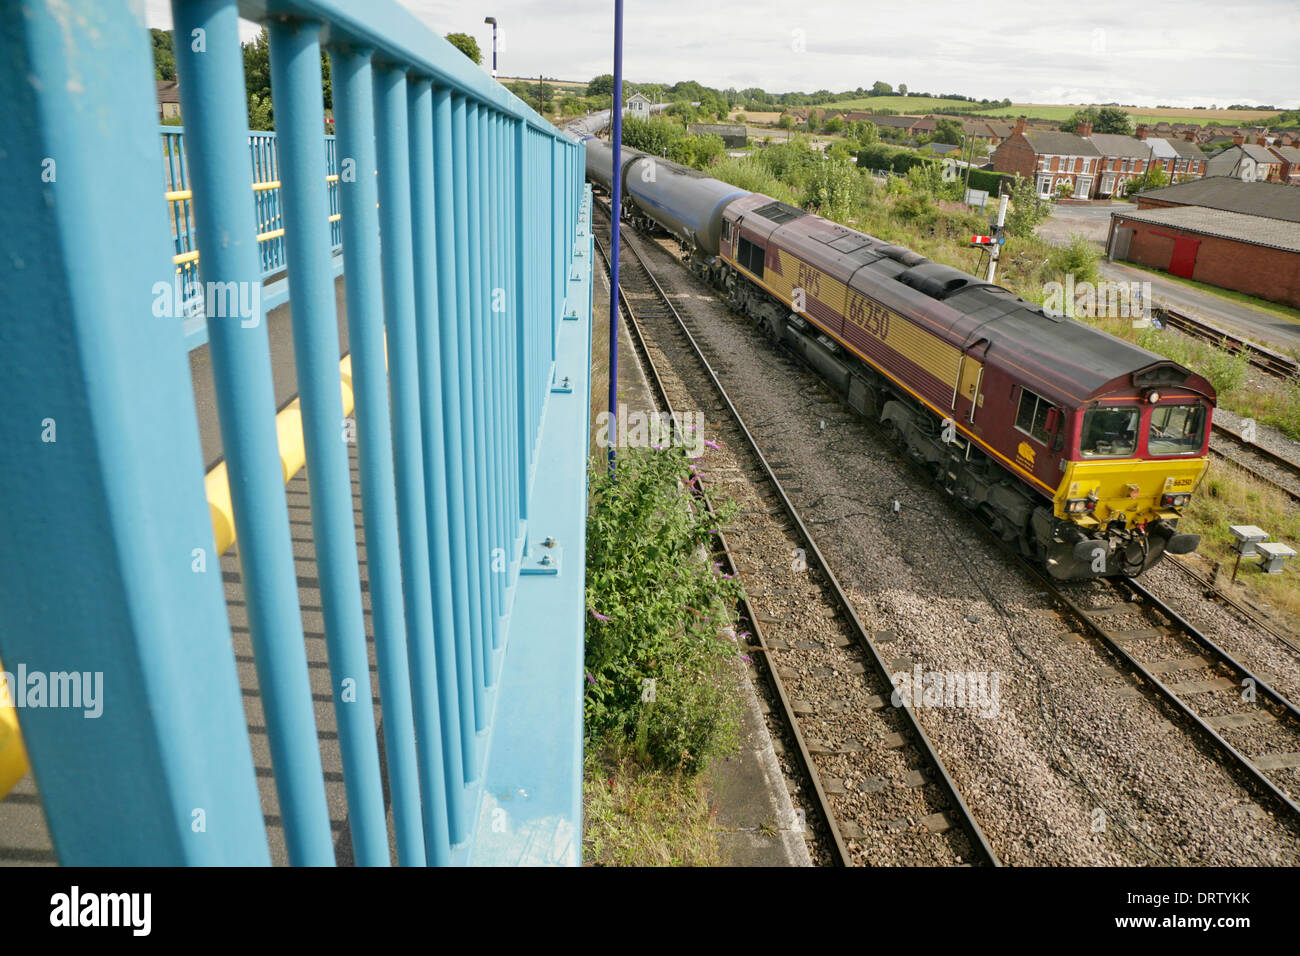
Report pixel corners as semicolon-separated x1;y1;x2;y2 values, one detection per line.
484;17;497;78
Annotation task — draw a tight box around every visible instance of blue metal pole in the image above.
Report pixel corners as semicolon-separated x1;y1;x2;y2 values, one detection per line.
609;0;624;476
429;84;479;811
449;93;489;765
478;107;503;670
329;46;426;867
267;17;388;866
170;0;333;866
0;0;267;865
373;67;458;857
514;119;531;521
464;100;492;720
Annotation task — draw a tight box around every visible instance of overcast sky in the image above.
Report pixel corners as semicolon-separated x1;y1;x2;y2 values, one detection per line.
145;0;1299;109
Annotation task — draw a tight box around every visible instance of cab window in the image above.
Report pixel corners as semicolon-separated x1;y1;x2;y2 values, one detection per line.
1080;406;1140;458
1148;403;1206;456
1014;388;1053;445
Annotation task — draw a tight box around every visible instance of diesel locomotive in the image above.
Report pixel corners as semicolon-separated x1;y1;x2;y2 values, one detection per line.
584;138;1214;579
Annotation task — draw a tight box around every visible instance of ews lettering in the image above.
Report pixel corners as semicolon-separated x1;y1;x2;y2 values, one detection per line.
795;262;821;298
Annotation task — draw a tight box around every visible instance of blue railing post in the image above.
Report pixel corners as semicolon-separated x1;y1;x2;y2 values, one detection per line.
267;16;387;866
373;66;457;859
454;97;490;735
171;0;334;866
437;90;482;791
330;44;426;867
514;119;532;522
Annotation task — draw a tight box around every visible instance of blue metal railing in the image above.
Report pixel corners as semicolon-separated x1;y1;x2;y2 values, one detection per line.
0;0;590;866
162;126;343;348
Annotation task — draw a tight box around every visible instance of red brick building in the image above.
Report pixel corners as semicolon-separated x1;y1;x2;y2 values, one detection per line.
1266;144;1300;184
992;117;1101;198
1107;204;1300;308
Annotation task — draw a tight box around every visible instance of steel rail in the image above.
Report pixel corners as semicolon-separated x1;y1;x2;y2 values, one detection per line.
1021;557;1300;826
595;202;1001;867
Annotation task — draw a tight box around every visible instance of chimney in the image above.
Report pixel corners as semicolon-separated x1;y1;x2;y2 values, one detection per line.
1135;124;1148;140
1077;119;1093;138
1257;136;1268;147
1232;133;1244;145
1184;129;1198;142
1013;115;1027;136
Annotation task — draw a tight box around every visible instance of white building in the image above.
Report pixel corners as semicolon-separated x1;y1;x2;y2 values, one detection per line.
624;92;651;119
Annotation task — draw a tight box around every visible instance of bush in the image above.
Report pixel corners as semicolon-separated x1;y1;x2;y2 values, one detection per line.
669;132;726;169
802;157;864;220
585;449;743;774
965;168;1010;197
1195;342;1251;397
621;115;687;157
1042;233;1102;287
1002;174;1051;238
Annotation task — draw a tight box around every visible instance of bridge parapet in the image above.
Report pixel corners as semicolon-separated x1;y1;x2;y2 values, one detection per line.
0;0;589;866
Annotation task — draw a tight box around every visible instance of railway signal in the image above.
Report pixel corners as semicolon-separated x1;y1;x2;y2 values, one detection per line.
986;193;1010;282
969;234;1003;245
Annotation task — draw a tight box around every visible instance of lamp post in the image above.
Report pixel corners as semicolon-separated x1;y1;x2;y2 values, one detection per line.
609;0;623;476
484;17;497;78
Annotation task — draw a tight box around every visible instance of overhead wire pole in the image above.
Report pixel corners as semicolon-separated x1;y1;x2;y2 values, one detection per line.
608;0;624;476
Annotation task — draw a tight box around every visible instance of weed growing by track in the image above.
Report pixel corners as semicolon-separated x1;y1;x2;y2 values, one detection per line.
584;447;744;774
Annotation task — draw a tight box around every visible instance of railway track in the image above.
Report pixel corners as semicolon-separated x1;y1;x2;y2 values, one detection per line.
1209;422;1300;505
1025;563;1300;828
1158;307;1300;382
593;203;1000;867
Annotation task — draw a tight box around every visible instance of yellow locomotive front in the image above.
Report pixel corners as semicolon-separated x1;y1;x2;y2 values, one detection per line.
1048;392;1212;578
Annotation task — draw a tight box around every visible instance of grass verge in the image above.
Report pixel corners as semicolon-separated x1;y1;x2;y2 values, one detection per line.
1180;457;1300;621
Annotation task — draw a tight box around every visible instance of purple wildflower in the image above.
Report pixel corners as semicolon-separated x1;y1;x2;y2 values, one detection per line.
585;672;596;685
704;439;721;450
590;609;611;622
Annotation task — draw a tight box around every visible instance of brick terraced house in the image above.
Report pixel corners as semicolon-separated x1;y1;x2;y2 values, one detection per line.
992;117;1101;198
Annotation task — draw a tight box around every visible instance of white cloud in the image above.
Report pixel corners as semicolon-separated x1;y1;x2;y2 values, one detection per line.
143;0;1299;109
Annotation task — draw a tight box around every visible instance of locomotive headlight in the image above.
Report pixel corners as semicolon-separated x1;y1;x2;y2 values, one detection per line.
1161;492;1191;508
1066;498;1098;514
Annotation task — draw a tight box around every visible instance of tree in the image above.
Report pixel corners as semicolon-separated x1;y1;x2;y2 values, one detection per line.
777;114;796;130
1124;165;1170;196
1003;174;1051;237
856;120;878;145
822;116;845;134
934;117;964;145
152;28;176;81
1059;107;1099;133
445;32;481;65
1095;107;1134;135
238;27;331;131
870;80;893;97
898;83;908;97
587;74;614;98
242;28;273;130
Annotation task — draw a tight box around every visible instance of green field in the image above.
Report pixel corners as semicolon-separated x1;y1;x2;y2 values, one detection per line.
822;95;981;113
820;96;1283;128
